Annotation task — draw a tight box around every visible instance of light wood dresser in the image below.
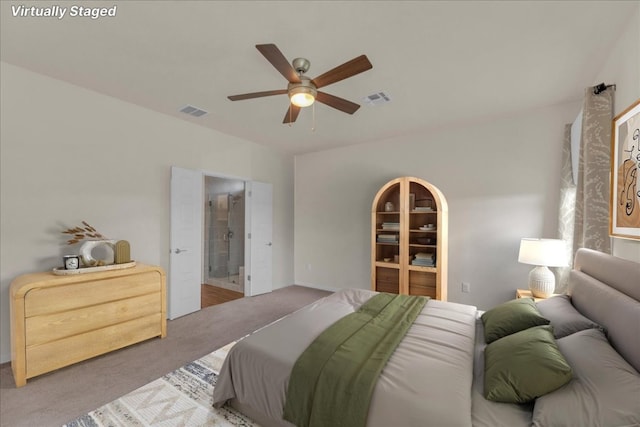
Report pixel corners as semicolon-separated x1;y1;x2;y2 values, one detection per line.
10;263;166;387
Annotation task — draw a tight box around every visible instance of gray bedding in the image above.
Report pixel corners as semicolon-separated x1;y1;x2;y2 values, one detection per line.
213;249;640;427
213;288;478;427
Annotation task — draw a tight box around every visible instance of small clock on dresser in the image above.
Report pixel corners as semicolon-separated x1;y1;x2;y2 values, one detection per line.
63;255;80;270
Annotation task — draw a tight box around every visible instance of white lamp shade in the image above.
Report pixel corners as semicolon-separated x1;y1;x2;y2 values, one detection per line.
518;238;568;267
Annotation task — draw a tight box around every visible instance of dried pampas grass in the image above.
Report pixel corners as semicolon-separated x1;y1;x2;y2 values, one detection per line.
62;221;109;245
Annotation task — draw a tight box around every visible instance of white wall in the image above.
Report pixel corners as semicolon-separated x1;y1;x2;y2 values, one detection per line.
294;102;579;311
294;6;640;307
594;4;640;262
0;63;295;363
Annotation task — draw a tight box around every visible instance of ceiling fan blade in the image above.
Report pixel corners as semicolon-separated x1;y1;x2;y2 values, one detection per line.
256;44;301;83
283;104;301;124
311;55;372;89
228;89;288;101
316;91;361;114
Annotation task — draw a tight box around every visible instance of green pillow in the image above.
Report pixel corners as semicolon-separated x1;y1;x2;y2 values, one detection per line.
481;298;550;343
484;325;572;403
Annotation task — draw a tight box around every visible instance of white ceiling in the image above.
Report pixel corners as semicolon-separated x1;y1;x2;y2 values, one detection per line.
1;1;637;154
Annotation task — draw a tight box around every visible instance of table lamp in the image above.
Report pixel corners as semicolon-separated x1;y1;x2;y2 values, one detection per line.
518;238;568;298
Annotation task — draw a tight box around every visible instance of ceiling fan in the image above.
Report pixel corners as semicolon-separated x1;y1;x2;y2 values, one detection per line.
228;44;373;124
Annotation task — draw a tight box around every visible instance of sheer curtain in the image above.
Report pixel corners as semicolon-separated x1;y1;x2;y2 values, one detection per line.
557;86;614;291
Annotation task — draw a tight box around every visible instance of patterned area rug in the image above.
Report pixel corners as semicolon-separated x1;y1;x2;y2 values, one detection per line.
63;342;260;427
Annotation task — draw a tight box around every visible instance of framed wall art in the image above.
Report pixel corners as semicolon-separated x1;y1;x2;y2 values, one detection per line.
610;98;640;240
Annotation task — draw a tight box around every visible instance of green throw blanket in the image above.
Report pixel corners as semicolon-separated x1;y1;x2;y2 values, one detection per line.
283;293;428;427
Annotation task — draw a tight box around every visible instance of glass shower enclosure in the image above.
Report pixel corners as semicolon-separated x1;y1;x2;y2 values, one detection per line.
204;176;245;293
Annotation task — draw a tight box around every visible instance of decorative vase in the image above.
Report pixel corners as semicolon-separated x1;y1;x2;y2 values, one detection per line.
79;239;117;267
114;240;131;264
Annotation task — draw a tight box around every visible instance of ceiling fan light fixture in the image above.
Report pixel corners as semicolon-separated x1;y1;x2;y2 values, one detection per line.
228;44;373;123
289;86;316;108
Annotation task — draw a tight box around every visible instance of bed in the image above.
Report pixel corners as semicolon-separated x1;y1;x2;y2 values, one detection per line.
213;248;640;427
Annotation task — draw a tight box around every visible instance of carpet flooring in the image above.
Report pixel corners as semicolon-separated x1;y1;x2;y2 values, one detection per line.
63;342;257;427
0;285;331;427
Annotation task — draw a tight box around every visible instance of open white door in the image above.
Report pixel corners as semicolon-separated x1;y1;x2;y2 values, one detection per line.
245;181;273;296
169;166;203;319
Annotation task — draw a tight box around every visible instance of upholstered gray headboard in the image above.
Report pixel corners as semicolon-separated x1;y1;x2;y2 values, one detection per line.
568;248;640;372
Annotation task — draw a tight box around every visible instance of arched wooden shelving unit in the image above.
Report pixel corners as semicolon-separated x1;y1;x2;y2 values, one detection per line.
371;177;448;300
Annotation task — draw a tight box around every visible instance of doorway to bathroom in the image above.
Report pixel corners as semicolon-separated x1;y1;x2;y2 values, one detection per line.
169;166;273;319
203;176;245;305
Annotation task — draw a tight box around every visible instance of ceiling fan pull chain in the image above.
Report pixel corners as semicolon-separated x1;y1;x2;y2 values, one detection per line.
311;102;316;131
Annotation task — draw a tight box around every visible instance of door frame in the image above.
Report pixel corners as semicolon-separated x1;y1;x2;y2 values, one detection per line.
170;167;273;317
204;174;247;290
201;171;251;295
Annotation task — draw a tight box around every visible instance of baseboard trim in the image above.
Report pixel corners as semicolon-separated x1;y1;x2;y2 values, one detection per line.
292;282;355;293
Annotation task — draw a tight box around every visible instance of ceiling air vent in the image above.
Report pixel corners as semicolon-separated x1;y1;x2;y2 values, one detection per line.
179;105;208;117
363;92;391;106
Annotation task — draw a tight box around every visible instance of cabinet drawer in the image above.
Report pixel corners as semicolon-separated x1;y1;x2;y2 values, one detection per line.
26;292;161;346
409;270;436;297
409;270;436;286
376;267;400;294
26;313;162;378
25;271;161;317
409;285;436;298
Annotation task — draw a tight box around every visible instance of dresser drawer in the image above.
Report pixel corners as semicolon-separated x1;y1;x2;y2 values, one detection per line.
24;271;161;317
26;292;161;346
26;313;162;378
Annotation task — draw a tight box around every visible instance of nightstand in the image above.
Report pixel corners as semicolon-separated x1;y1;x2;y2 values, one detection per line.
516;288;560;302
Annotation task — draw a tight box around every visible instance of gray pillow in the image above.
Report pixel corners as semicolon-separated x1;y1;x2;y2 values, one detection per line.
536;295;604;338
484;325;572;403
481;298;550;343
532;328;640;427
